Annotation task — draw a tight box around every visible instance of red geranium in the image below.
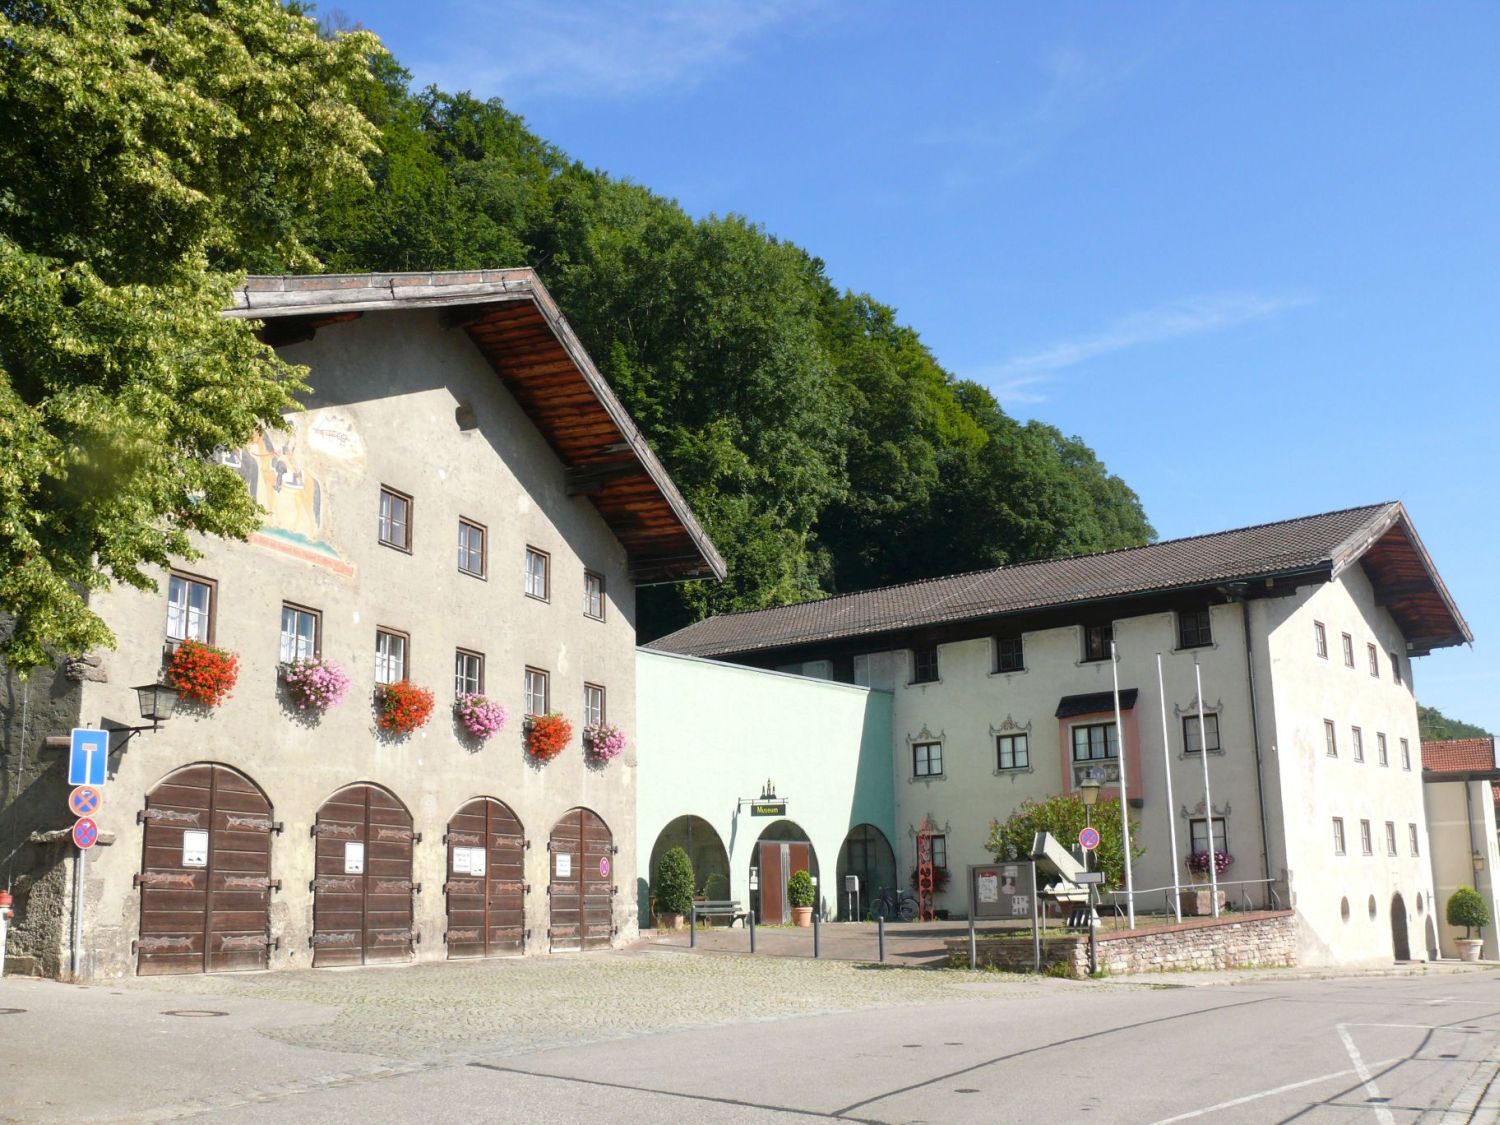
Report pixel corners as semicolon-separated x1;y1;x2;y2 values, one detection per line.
526;713;572;761
167;640;239;707
378;680;434;735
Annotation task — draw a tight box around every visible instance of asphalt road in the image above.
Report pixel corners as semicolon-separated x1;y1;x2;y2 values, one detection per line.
2;954;1497;1123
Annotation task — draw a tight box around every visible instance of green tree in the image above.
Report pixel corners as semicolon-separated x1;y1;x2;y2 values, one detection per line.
986;794;1143;892
1446;885;1490;938
1418;705;1490;741
653;847;695;917
0;0;381;672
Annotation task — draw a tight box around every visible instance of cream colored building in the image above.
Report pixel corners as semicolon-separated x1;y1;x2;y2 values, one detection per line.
0;270;722;978
651;503;1469;966
1421;738;1500;959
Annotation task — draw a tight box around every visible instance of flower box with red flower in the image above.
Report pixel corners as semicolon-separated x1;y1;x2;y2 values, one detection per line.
167;640;240;708
525;713;572;761
377;680;435;735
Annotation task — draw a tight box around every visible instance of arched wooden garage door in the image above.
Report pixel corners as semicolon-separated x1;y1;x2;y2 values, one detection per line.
548;808;614;951
446;797;526;958
137;764;275;976
312;784;415;967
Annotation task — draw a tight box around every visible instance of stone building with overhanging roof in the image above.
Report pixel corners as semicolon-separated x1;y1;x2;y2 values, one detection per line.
646;502;1471;966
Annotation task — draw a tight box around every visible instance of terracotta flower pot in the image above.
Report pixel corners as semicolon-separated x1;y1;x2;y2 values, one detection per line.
792;906;813;928
656;913;685;932
1458;938;1484;962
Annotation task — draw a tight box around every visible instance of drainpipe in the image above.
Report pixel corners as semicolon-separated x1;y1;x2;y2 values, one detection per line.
1465;781;1480;888
1234;592;1275;903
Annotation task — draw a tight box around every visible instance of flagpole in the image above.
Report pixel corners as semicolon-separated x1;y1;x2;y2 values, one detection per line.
1111;641;1136;928
1194;657;1220;918
1158;653;1182;923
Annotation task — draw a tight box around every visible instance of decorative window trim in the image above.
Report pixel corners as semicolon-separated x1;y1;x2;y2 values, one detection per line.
1173;697;1225;758
991;717;1034;777
1179;798;1232;820
906;727;947;784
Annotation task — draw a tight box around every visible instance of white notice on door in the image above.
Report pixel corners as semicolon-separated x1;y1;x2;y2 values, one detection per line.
556;852;572;878
182;828;208;868
344;841;365;874
466;847;486;877
453;846;486;877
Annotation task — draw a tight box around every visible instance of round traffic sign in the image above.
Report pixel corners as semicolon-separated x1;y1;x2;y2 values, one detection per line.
68;785;102;818
599;855;611;878
73;817;99;850
1078;826;1101;852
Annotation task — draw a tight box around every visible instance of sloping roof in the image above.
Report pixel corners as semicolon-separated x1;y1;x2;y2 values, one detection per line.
229;270;725;584
1421;738;1497;776
649;502;1470;659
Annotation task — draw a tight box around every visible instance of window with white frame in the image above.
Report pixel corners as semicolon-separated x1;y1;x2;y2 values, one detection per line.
1341;632;1354;667
913;741;943;778
524;667;549;716
996;733;1029;771
1333;817;1346;855
1324;719;1338;757
1401;738;1411;770
375;628;407;685
583;683;605;727
1367;643;1379;678
454;648;483;696
1314;621;1328;658
279;603;319;663
1183;712;1220;754
1377;732;1389;766
1360;819;1373;855
584;571;605;620
1189;817;1227;858
166;572;214;642
1352;726;1364;763
378;486;412;551
1385;821;1397;857
457;518;486;578
1409;823;1420;856
524;547;549;600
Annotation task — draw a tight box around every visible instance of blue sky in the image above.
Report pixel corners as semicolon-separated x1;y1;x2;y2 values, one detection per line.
340;1;1499;733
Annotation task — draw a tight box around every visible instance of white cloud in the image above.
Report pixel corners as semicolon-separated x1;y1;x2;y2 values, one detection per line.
412;1;810;101
978;292;1314;405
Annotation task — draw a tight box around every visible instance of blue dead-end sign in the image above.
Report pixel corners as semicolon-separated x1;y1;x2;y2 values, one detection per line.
69;728;110;786
1079;826;1101;851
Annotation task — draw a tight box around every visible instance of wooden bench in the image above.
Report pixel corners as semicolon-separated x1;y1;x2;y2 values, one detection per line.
692;900;749;927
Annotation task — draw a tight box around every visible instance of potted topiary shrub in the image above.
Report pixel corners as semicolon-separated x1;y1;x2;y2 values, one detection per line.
1447;885;1490;961
787;868;816;927
653;846;695;931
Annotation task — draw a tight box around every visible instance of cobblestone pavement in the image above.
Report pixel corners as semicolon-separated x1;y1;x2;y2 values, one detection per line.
118;946;1068;1063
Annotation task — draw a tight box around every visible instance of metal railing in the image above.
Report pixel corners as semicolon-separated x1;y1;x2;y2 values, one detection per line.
1100;877;1282;919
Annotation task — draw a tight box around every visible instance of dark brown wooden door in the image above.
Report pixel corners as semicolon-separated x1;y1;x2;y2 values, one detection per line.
548;808;613;951
757;841;810;924
137;764;273;976
446;798;525;958
312;785;415;967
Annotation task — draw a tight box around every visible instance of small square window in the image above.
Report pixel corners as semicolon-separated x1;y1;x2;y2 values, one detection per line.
458;518;486;578
1184;713;1221;754
455;648;484;696
166;571;216;643
1377;732;1388;766
524;667;549;716
375;628;408;685
583;683;605;727
1385;821;1397;857
1390;651;1402;685
525;547;549;601
279;603;320;663
911;647;939;684
378;487;412;551
1178;608;1213;649
1409;823;1420;856
1341;633;1354;667
1314;621;1328;659
913;741;943;777
1352;726;1364;763
996;733;1029;771
994;634;1024;674
1332;817;1346;856
928;833;948;871
1083;623;1113;662
1400;738;1411;771
1367;643;1379;678
1360;819;1372;855
1324;719;1338;757
584;571;605;620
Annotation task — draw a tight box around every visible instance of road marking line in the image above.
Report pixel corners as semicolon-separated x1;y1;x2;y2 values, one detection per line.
1149;1058;1403;1124
1338;1023;1396;1124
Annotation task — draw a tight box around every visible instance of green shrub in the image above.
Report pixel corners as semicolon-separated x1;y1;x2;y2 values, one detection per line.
986;793;1143;891
654;847;695;916
787;868;816;908
1447;885;1491;937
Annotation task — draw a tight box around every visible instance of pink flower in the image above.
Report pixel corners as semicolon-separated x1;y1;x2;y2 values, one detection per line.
456;693;507;740
282;658;351;711
583;722;626;762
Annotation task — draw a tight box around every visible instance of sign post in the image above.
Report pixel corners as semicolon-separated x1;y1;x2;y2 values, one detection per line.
68;728;110;787
66;731;109;980
1079;823;1099;975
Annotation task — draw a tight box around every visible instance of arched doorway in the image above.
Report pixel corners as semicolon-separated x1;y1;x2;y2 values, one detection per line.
446;797;525;959
1391;893;1412;961
548;808;614;951
648;816;730;908
137;763;274;976
752;820;818;924
312;784;415;967
836;824;896;921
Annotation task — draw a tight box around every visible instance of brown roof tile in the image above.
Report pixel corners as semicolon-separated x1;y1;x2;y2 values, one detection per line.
1421;738;1497;775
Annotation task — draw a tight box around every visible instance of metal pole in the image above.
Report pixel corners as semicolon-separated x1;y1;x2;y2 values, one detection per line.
1031;861;1041;973
1194;658;1220;918
968;915;977;970
748;907;756;953
1110;641;1136;928
813;907;821;958
70;846;86;979
1157;653;1183;923
1086;805;1098;975
877;915;885;963
689;902;696;948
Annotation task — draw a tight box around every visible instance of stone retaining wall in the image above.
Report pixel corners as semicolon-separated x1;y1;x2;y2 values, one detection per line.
949;910;1298;978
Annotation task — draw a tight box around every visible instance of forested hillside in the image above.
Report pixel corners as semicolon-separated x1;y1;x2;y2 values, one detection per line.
1418;705;1491;741
300;59;1156;638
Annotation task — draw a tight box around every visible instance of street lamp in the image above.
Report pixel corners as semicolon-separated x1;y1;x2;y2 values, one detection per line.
113;681;181;749
1079;773;1101;976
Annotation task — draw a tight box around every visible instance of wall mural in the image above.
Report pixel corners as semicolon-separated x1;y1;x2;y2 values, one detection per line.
220;410;364;578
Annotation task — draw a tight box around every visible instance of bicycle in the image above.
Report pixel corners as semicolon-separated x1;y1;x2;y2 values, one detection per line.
867;885;919;922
